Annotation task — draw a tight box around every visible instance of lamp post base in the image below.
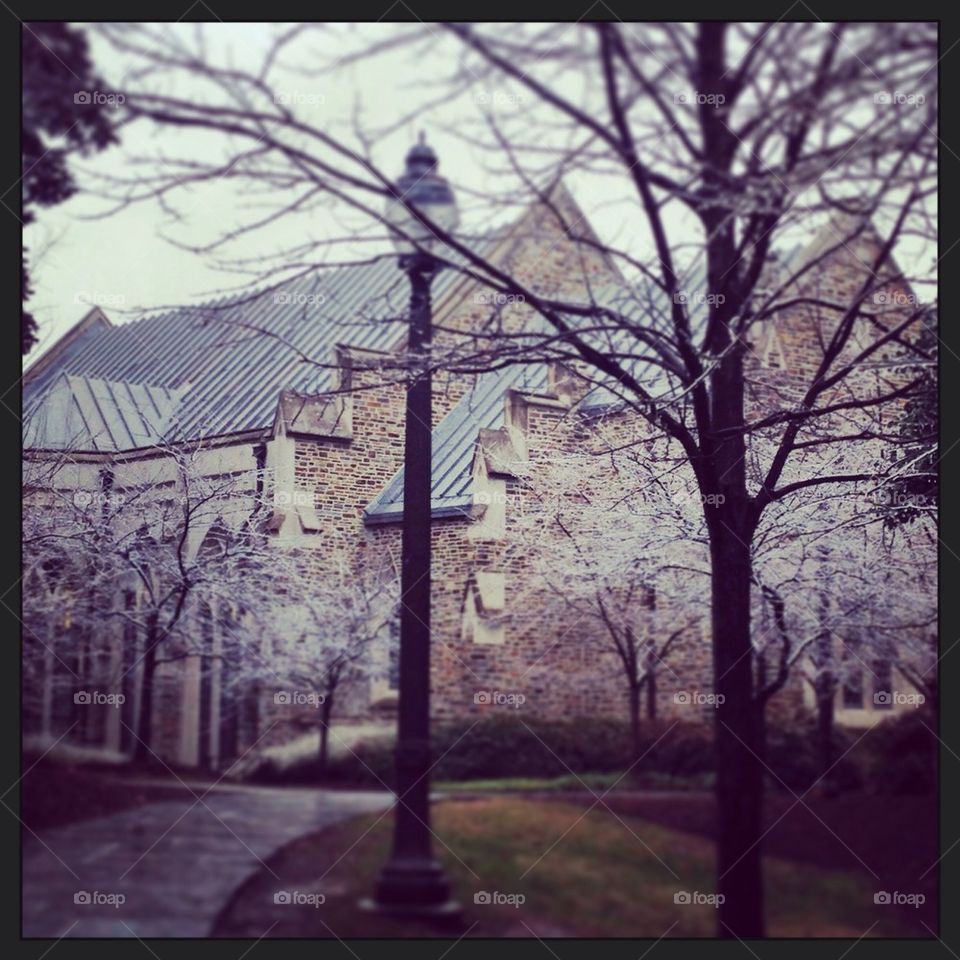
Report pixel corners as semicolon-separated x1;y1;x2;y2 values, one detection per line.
359;857;462;920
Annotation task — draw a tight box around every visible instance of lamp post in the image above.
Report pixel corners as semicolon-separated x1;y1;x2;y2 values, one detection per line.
362;134;461;918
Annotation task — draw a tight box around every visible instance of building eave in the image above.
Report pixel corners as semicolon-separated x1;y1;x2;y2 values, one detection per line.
362;495;475;526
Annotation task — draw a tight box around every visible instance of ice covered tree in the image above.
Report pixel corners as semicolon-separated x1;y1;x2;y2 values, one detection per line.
505;430;711;759
22;439;279;760
228;537;400;772
54;21;938;933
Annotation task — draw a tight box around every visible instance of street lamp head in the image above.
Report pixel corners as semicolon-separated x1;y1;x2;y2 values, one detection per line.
385;132;459;260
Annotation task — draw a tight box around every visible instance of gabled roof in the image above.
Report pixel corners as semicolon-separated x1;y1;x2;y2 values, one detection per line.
22;259;474;448
22;307;114;384
26;189;831;522
364;362;550;524
362;273;709;524
23;372;186;452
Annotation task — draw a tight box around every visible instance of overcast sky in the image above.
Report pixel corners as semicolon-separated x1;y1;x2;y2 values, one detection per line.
23;22;936;368
24;23;627;360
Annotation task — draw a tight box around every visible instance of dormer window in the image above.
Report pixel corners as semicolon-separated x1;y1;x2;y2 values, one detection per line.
761;327;787;370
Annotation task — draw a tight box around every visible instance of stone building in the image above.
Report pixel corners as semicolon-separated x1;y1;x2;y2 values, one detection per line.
21;186;927;769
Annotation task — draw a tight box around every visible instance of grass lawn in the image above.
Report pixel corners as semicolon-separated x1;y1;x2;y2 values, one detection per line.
434;771;714;794
434;771;627;793
213;796;920;938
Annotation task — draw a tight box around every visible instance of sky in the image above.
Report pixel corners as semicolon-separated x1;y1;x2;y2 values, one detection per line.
23;22;937;369
24;23;624;361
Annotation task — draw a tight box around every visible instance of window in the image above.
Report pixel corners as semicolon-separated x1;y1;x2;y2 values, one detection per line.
762;328;786;370
873;659;894;710
841;636;865;709
387;617;400;690
842;669;864;709
461;575;506;646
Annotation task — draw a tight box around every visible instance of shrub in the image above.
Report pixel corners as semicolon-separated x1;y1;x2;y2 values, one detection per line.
759;707;938;796
251;738;394;786
638;724;715;777
432;714;633;781
862;709;937;795
252;715;634;786
249;708;935;794
764;714;863;793
634;710;865;794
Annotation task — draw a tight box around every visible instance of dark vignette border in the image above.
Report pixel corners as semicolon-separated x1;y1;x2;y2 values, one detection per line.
1;4;954;959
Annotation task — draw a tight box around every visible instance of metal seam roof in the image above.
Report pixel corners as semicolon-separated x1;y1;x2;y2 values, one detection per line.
23;257;466;446
24;261;700;512
24;236;820;519
23;372;183;452
23;251;720;515
364;360;550;522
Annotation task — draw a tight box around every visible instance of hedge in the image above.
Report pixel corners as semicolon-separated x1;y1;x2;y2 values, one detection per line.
250;708;935;796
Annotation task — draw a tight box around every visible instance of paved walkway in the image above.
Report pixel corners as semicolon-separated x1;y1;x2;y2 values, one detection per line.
23;784;392;937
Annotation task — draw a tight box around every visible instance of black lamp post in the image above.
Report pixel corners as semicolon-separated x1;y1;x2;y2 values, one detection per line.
362;134;461;918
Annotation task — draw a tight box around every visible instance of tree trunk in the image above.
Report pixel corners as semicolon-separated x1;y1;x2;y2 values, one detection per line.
815;673;836;794
710;514;764;936
317;690;334;773
628;682;642;765
133;616;160;764
812;616;837;794
646;670;657;722
754;654;768;783
755;702;768;784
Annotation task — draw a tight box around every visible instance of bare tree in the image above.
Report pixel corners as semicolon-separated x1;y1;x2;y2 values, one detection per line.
506;438;707;760
232;539;400;772
63;22;937;934
23;438;278;762
752;465;937;784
